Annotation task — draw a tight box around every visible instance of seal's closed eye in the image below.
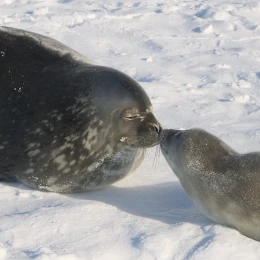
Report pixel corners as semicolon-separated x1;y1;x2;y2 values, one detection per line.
174;131;182;139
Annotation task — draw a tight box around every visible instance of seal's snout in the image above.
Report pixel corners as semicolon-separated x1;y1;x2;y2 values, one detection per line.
137;112;162;146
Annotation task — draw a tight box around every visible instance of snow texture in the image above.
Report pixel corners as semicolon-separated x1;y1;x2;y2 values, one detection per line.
1;0;260;259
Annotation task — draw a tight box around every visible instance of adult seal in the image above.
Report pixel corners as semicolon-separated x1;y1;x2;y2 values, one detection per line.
160;128;260;241
0;26;161;193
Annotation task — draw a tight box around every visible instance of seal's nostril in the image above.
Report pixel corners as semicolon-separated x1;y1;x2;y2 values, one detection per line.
152;123;162;134
158;124;162;134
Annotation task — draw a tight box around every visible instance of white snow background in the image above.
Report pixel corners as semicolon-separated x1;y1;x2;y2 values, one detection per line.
1;0;260;259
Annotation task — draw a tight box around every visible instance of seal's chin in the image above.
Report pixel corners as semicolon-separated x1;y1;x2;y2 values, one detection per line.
139;139;160;148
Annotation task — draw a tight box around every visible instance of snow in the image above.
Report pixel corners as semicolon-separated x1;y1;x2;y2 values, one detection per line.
1;0;260;259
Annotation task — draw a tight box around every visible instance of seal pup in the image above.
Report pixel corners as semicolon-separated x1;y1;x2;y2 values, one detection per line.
0;26;161;193
160;128;260;241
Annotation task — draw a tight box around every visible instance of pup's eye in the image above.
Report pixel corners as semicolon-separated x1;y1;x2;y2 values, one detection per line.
175;132;182;138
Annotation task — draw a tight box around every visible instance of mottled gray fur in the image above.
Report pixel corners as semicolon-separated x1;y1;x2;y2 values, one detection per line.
0;27;160;192
160;128;260;241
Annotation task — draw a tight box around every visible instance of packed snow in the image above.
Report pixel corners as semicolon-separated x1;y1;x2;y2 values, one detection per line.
1;0;260;259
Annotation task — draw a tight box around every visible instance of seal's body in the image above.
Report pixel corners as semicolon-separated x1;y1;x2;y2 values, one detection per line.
160;128;260;241
0;27;160;193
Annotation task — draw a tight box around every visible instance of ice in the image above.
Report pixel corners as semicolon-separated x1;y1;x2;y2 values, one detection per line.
1;0;260;259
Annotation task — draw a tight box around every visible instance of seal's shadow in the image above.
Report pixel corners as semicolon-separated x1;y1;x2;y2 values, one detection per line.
69;182;211;226
4;180;210;226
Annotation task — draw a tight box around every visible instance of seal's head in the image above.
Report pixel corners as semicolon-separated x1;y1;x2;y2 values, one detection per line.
86;66;161;151
159;128;236;176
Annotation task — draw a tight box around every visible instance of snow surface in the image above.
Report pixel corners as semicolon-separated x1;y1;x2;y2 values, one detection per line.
1;0;260;259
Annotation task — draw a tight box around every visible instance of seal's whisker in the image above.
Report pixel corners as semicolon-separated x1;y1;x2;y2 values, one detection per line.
128;139;139;146
152;145;160;173
156;146;160;172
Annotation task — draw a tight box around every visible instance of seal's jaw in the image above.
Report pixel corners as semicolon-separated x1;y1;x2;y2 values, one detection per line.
89;67;162;148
